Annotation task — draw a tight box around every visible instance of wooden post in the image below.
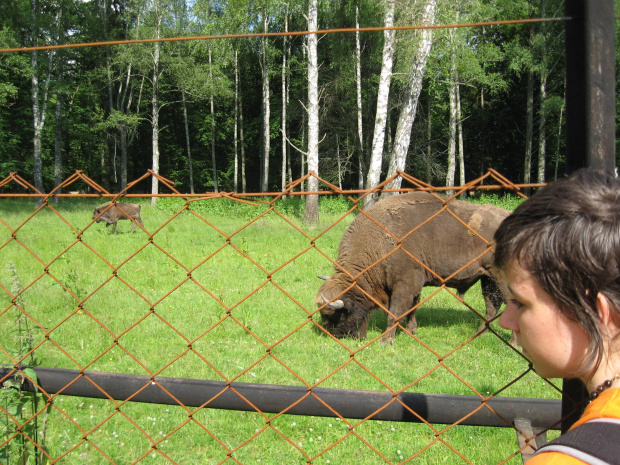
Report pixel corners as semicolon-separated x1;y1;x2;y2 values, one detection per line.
562;0;616;433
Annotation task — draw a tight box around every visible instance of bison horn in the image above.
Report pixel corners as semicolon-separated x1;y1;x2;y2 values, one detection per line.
321;293;344;309
317;275;330;280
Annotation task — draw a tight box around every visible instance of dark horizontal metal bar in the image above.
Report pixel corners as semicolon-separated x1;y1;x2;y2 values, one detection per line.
1;366;561;429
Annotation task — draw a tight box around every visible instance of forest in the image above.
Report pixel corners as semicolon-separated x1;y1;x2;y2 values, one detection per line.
0;0;617;198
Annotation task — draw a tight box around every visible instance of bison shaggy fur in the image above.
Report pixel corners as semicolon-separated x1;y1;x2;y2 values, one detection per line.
315;191;510;345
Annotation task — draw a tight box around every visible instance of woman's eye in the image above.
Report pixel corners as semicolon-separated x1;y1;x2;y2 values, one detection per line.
509;299;524;309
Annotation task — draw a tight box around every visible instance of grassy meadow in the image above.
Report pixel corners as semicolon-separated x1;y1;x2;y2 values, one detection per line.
0;193;562;464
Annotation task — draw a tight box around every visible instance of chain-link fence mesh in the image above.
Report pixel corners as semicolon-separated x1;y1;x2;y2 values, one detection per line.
1;170;575;465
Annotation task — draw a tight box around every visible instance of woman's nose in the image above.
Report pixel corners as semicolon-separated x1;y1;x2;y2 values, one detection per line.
498;302;519;331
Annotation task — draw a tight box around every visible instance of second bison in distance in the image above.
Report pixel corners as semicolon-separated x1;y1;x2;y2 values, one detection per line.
315;191;510;345
92;201;144;235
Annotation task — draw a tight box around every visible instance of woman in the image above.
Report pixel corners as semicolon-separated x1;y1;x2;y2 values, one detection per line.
493;169;620;464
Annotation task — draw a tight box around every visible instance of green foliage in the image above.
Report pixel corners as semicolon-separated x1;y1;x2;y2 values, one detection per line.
468;192;525;212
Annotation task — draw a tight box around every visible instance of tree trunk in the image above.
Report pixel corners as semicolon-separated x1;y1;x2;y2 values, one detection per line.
537;73;547;183
426;98;432;183
234;49;239;194
54;85;63;203
304;0;319;224
181;89;194;194
445;29;457;191
382;0;436;196
281;11;289;193
150;16;161;207
364;0;395;208
555;92;565;181
240;95;246;193
209;48;218;192
457;82;465;190
355;6;364;190
30;0;55;208
523;26;535;188
261;14;271;192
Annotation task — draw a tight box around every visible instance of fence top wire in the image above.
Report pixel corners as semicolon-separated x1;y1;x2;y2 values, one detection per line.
0;16;568;54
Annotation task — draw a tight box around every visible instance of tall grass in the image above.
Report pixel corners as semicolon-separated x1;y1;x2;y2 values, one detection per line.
0;194;560;464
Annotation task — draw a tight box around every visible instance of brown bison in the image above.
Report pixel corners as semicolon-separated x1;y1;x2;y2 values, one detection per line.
315;191;510;345
93;201;144;234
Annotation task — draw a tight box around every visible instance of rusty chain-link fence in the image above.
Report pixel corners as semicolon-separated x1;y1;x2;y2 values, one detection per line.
1;170;579;464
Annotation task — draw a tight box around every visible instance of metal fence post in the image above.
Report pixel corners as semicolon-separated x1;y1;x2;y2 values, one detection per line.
562;0;616;433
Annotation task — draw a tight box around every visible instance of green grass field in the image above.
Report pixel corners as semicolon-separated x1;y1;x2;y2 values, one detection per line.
0;194;562;464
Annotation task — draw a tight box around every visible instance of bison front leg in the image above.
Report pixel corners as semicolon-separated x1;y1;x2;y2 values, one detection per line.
380;288;417;346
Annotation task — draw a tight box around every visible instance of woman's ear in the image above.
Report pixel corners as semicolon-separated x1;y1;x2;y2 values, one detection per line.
596;292;620;333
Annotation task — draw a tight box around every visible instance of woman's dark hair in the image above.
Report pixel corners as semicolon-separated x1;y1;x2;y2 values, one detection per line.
494;169;620;375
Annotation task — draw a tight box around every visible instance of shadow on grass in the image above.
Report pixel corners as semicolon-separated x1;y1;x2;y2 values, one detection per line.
368;305;483;333
311;304;485;340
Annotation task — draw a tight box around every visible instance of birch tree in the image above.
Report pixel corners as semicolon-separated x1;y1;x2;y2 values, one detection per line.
355;5;364;190
281;7;289;193
445;25;458;189
363;0;395;208
304;0;319;224
30;0;56;206
150;7;162;206
383;0;436;195
260;10;271;192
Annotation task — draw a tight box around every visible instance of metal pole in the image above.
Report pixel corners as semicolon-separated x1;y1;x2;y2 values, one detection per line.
1;366;561;429
562;0;616;433
564;0;616;174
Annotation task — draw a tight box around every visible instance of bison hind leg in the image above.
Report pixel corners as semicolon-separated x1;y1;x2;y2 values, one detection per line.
477;276;504;334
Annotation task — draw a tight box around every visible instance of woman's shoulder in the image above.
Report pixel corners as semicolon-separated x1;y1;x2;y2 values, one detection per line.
526;452;585;464
574;388;620;426
526;389;620;464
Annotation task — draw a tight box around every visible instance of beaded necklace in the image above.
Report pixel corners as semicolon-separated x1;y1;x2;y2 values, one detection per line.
590;374;620;401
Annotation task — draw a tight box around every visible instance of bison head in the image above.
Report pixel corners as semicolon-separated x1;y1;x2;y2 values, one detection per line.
314;275;376;339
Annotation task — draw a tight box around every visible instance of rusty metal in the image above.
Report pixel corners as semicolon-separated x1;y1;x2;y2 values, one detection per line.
0;169;569;464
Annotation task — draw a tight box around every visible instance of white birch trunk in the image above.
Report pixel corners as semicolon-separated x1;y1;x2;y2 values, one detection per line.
457;83;465;189
181;90;194;194
355;6;364;190
364;0;395;208
30;41;54;205
281;11;289;193
383;0;436;195
234;50;239;194
151;34;160;207
304;0;319;224
537;72;547;184
209;48;218;192
446;33;457;191
261;14;271;192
